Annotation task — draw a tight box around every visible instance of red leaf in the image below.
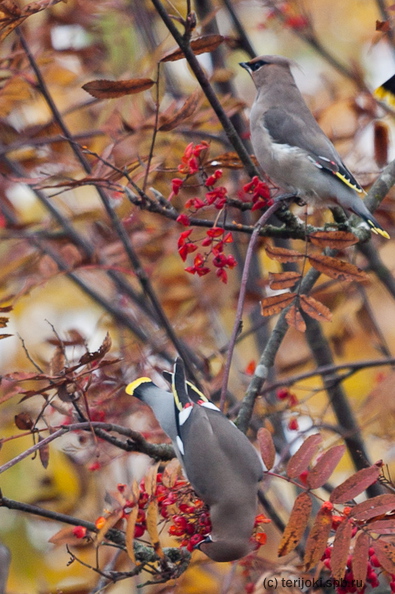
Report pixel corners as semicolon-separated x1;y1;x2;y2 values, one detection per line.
331;520;353;581
286;434;323;479
304;505;333;570
285;303;306;332
306;445;346;489
260;293;296;316
352;531;370;585
368;519;395;534
265;245;303;263
278;492;312;556
82;78;155;99
350;494;395;521
330;463;382;504
257;427;275;470
160;35;224;62
374;538;395;574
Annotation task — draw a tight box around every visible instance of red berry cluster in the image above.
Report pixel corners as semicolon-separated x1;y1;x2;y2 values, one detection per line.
74;472;270;558
242;176;273;211
321;540;395;593
178;226;236;283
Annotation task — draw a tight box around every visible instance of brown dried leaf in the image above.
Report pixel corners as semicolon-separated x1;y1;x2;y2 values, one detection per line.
125;505;138;564
159;89;200;131
49;525;89;546
162;458;182;488
374;120;390;168
14;412;34;430
146;500;164;557
160;34;224;62
368;519;395;534
306;445;346;489
257;427;275;470
308;253;368;283
285;303;306;332
376;19;391;31
206;152;244;169
82;78;155;99
261;293;296;316
351;494;395;521
352;531;370;586
0;317;9;328
330;463;382;504
309;231;359;249
299;294;332;322
286;434;323;479
265;245;304;263
304;505;333;571
268;271;302;290
0;304;12;312
278;492;312;556
49;346;65;376
96;510;123;545
331;520;353;581
144;462;160;497
374;538;395;574
79;332;111;365
38;435;49;469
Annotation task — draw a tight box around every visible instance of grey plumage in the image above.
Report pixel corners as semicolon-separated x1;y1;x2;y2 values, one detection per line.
126;358;264;562
240;55;389;238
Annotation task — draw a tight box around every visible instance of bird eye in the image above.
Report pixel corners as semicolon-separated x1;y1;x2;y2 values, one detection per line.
250;60;267;71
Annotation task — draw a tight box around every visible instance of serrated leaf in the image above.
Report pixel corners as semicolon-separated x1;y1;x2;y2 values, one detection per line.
308;253;368;282
162;458;182;488
125;505;138;564
351;494;395;521
330;463;382;504
309;231;359;249
374;538;395;574
158;88;200;131
269;271;302;290
285;303;306;332
331;520;353;581
278;492;312;556
146;500;164;557
286;434;323;479
304;505;333;571
96;510;123;545
368;519;395;534
352;531;370;586
265;245;304;263
206;152;244;169
261;293;296;316
307;445;346;489
299;294;332;322
160;34;224;62
144;462;160;497
257;427;275;470
82;78;155;99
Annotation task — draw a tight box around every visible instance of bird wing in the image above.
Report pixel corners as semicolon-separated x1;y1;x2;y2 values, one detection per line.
263;107;364;193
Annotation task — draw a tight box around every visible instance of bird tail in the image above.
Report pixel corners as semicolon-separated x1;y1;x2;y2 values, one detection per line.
374;75;395;108
351;202;389;239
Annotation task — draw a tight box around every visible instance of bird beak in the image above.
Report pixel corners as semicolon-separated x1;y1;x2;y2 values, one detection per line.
239;61;252;74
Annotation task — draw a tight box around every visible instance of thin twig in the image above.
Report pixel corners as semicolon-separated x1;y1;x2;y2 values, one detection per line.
219;201;283;411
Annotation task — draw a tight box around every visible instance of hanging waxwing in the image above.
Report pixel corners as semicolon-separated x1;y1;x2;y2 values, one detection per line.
126;358;264;562
239;55;389;238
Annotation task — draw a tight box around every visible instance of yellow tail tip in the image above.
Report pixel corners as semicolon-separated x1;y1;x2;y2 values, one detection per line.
125;377;151;395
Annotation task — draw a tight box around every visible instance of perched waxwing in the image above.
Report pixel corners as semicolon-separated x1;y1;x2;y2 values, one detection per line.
126;358;264;562
240;55;390;238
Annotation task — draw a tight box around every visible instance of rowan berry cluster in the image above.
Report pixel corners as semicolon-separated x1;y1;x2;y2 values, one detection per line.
171;142;272;284
321;538;395;593
73;471;269;557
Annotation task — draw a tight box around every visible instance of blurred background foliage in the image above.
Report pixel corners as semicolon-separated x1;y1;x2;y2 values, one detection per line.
1;0;395;592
